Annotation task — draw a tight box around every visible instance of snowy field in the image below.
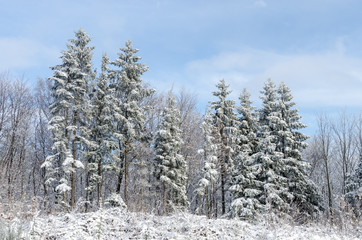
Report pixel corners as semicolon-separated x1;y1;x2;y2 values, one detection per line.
1;207;360;240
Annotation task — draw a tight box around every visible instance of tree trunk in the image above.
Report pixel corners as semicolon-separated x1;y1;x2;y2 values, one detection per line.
20;135;26;198
213;181;217;218
205;186;209;218
32;166;37;197
116;141;123;194
219;124;227;216
85;171;90;212
124;144;129;206
97;153;102;207
323;155;333;218
162;181;166;215
220;156;226;215
71;111;77;209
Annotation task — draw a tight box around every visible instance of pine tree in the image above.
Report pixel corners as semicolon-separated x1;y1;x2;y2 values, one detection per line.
255;79;293;212
237;88;259;155
88;54;118;206
196;107;219;218
154;93;188;214
210;79;239;215
43;28;94;208
345;158;362;217
276;82;321;217
230;88;262;218
109;40;153;206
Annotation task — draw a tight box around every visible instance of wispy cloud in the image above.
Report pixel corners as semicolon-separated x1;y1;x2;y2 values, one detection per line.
254;0;267;8
0;37;58;71
162;43;362;110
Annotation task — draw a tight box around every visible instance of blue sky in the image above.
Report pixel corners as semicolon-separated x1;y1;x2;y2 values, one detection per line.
1;0;361;135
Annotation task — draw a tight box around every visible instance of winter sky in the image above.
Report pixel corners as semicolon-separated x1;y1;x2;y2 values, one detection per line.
1;0;361;135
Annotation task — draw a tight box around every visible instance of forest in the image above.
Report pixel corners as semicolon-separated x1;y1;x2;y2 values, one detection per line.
0;29;361;239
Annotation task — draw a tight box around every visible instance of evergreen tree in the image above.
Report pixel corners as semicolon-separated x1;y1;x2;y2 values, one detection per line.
109;40;153;206
345;158;362;217
154;93;188;214
230;88;262;218
43;28;94;208
277;82;321;217
88;54;118;206
196;107;219;218
254;79;293;212
210;79;239;215
237;88;259;155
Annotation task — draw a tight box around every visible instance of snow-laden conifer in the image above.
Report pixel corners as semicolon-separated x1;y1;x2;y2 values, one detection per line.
109;40;153;205
154;93;188;213
254;79;292;212
210;79;240;215
276;82;321;217
237;88;259;154
88;54;118;206
43;28;94;208
230;88;262;218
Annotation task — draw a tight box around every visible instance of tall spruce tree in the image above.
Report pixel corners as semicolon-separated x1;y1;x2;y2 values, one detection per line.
230;88;262;218
210;79;239;215
196;107;219;218
276;82;321;217
255;79;293;212
88;54;118;206
236;88;259;155
110;40;152;206
154;93;188;214
43;29;94;208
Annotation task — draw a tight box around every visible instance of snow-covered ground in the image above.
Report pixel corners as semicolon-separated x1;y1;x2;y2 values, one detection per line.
1;208;360;239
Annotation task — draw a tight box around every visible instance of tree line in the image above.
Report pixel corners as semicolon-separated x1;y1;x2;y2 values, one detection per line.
0;29;360;221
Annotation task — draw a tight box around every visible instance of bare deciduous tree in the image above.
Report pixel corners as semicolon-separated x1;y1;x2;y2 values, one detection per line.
331;110;357;194
316;114;334;218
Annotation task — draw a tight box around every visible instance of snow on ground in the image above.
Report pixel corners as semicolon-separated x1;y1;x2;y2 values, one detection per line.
1;208;361;239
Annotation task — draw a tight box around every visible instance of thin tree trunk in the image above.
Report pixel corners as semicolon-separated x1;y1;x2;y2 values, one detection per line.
71;111;77;209
124;144;129;206
205;186;209;218
85;171;90;212
20;135;26;198
213;181;217;218
97;154;102;207
219;124;227;216
323;155;333;218
140;157;145;212
162;181;166;215
33;167;36;197
220;157;226;215
116;141;123;194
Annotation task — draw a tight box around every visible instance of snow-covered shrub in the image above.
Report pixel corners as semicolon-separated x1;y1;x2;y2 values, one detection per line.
105;193;127;209
0;218;24;240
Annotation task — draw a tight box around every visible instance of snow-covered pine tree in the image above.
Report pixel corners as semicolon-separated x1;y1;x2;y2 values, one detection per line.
230;88;262;218
88;54;118;207
345;157;362;217
196;107;219;218
276;82;321;217
109;40;153;206
43;28;94;209
210;79;239;215
255;79;293;213
237;88;259;155
154;93;188;214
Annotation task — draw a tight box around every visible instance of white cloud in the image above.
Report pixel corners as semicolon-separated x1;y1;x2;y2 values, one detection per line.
0;37;58;71
179;47;362;109
254;0;267;8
